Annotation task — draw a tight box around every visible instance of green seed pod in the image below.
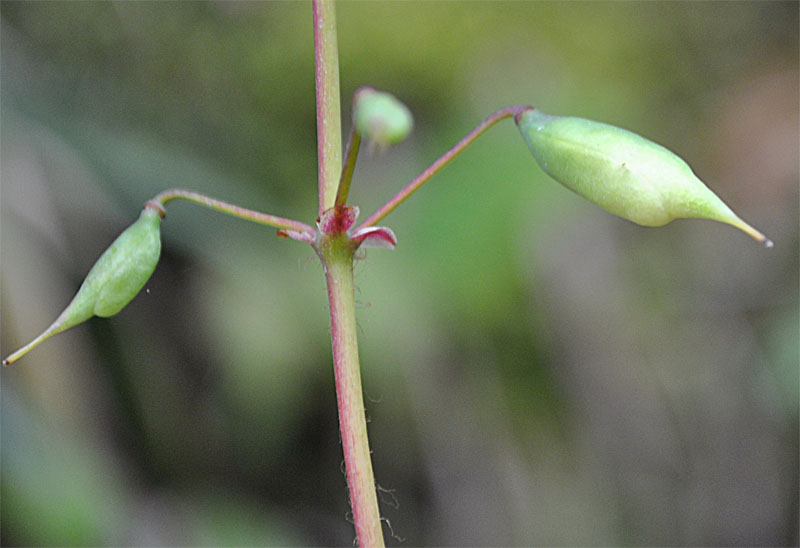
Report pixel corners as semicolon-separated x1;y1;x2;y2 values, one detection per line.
353;87;413;146
3;205;163;365
516;108;771;245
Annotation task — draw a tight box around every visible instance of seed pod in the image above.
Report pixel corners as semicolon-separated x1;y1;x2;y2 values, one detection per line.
3;205;163;365
516;108;771;245
353;87;413;146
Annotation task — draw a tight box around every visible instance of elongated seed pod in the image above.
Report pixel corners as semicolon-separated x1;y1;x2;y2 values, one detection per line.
3;205;163;365
516;108;771;245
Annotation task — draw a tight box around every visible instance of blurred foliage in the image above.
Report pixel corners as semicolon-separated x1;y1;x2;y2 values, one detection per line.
1;2;797;546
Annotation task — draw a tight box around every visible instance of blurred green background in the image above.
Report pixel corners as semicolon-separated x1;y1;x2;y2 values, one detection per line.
1;2;797;546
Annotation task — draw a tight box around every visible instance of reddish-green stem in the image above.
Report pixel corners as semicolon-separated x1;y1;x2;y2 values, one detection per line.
151;188;314;235
313;1;384;546
358;105;532;229
314;0;343;214
318;235;384;548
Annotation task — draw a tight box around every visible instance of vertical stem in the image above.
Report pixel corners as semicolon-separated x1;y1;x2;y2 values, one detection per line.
320;237;384;548
313;1;383;545
313;0;343;214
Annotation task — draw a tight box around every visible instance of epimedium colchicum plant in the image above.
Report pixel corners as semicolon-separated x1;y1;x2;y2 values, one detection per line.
3;2;772;547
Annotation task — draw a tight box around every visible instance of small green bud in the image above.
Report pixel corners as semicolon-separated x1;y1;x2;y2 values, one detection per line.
516;108;771;246
353;87;413;146
3;204;163;365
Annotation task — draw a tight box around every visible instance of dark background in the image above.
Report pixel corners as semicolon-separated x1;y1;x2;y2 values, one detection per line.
1;2;797;546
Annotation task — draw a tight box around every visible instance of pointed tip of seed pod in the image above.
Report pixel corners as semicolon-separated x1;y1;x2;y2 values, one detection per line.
1;316;72;366
728;216;772;247
3;345;31;366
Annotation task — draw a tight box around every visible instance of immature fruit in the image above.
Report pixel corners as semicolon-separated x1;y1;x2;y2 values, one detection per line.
516;108;771;245
3;205;163;365
353;87;413;146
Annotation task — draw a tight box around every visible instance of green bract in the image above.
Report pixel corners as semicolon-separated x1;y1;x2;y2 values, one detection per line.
3;206;163;365
516;108;770;245
353;87;413;146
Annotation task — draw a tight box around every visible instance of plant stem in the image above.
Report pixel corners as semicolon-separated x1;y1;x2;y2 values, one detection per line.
314;0;343;214
313;1;384;546
319;236;384;548
358;105;532;229
151;189;314;235
335;125;362;207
